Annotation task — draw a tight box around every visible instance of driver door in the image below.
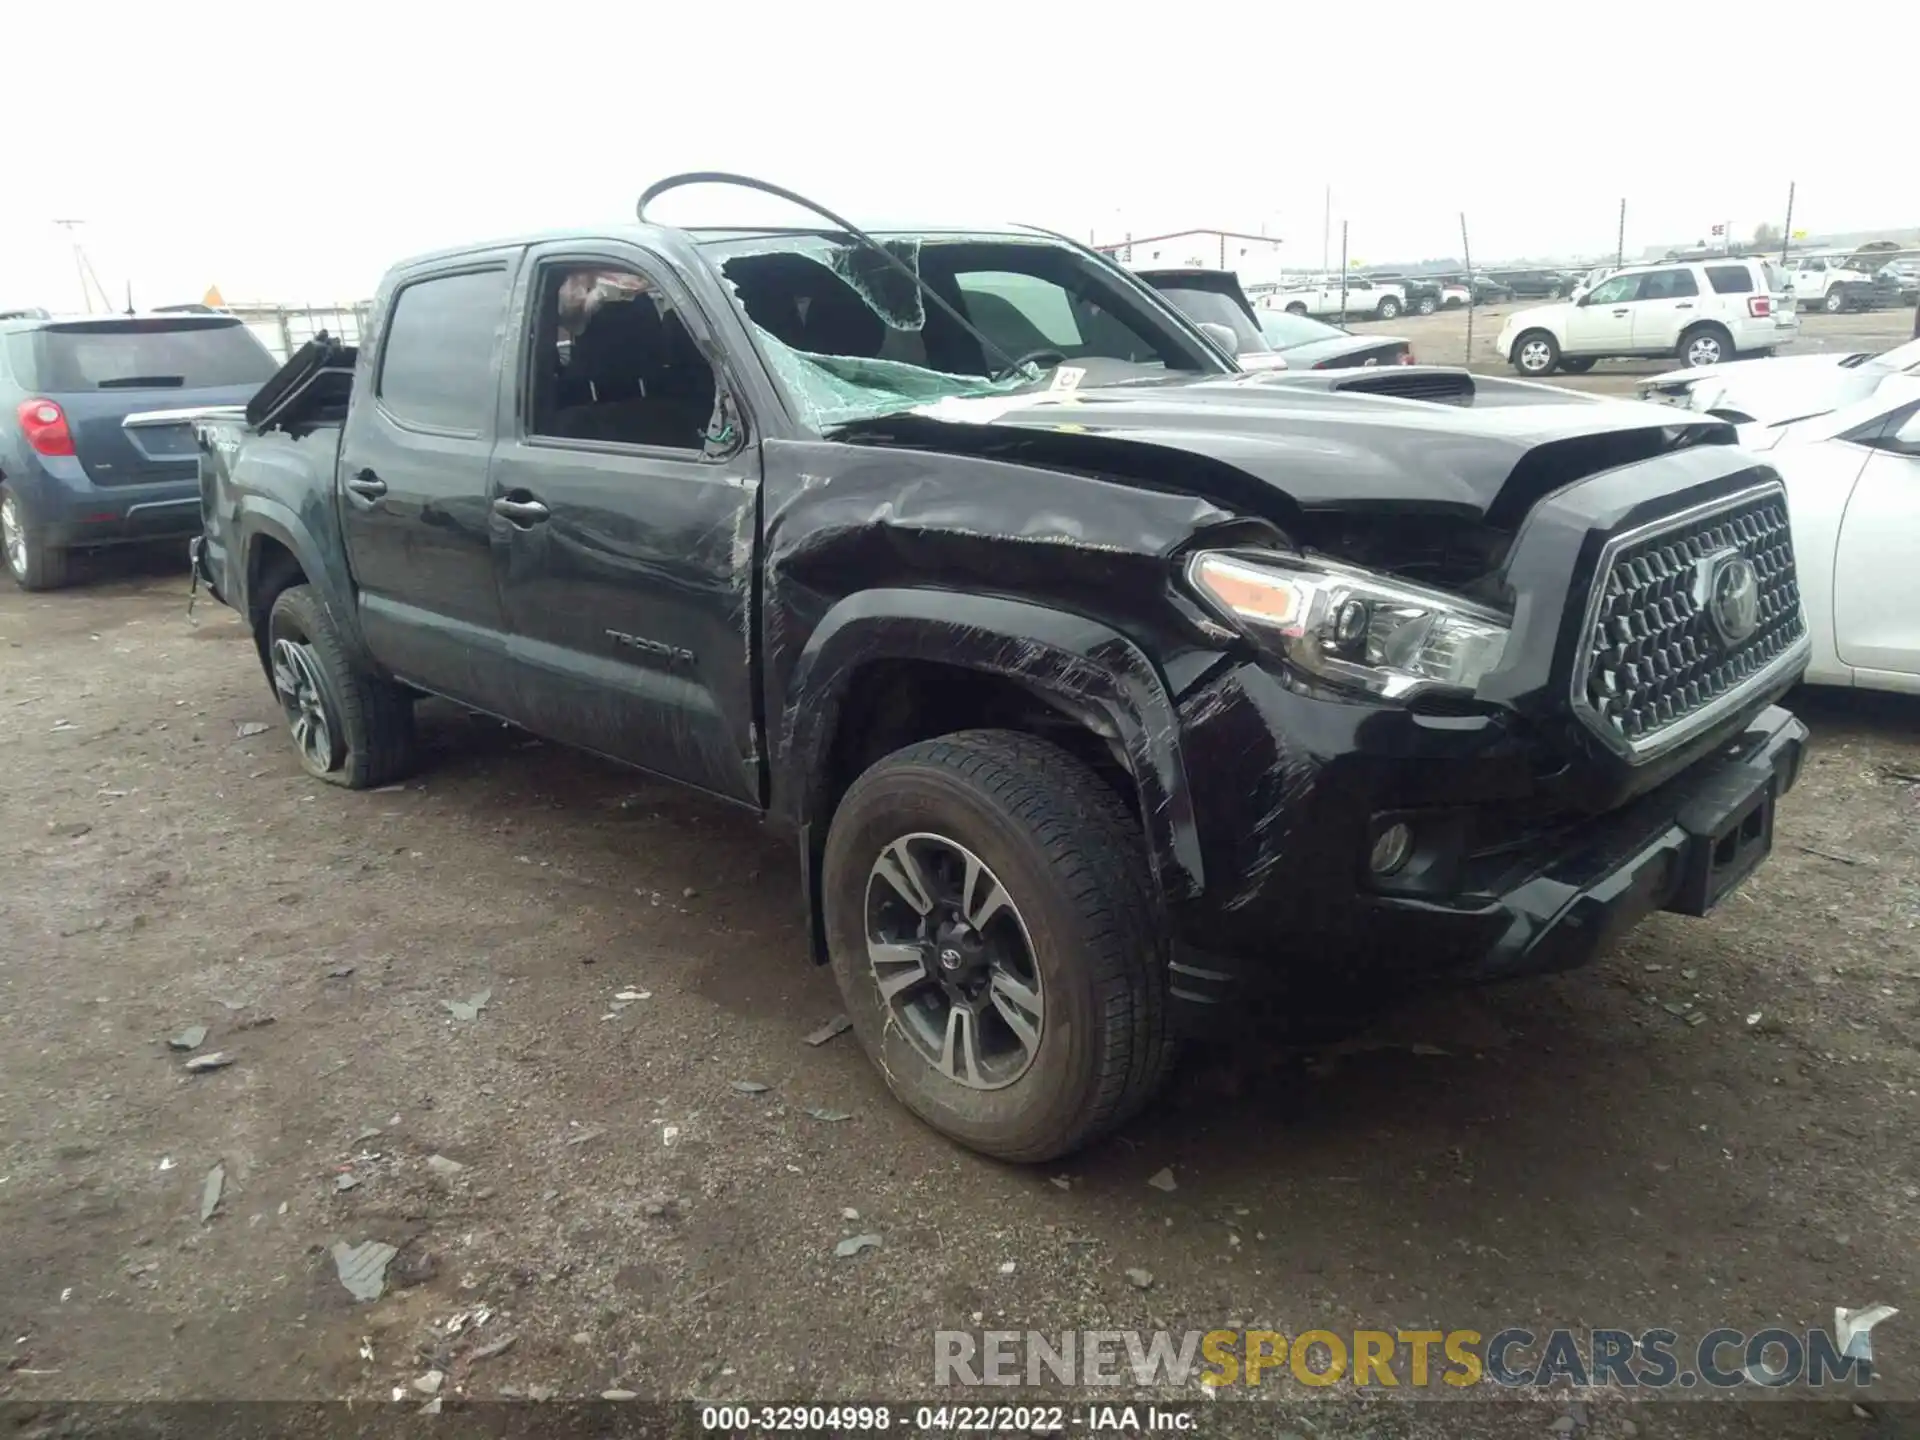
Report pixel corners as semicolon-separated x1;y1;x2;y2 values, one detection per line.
1564;272;1641;355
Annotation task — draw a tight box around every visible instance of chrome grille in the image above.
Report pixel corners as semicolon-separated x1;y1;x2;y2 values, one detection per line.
1575;486;1806;759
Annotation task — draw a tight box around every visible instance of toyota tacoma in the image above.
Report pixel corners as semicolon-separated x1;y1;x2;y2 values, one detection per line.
164;174;1811;1161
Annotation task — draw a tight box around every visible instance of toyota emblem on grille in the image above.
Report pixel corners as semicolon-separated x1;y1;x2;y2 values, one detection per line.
1697;548;1761;646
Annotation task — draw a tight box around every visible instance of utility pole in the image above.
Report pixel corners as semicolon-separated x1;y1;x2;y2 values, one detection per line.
1322;185;1330;275
1615;198;1626;268
1780;181;1795;265
54;219;93;313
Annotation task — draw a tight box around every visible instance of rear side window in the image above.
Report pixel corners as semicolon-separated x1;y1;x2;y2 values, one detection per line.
1640;269;1699;300
1706;265;1755;295
5;319;276;391
377;268;509;432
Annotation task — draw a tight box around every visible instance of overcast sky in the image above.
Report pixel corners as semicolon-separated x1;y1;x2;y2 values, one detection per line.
4;0;1912;311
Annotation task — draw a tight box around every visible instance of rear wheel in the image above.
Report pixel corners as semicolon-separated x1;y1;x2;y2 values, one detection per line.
264;584;416;788
1679;325;1733;368
823;730;1174;1161
1511;330;1560;376
1556;357;1597;374
1;484;70;592
1375;296;1402;320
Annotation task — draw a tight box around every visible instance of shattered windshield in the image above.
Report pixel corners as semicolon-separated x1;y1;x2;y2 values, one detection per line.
706;232;1220;430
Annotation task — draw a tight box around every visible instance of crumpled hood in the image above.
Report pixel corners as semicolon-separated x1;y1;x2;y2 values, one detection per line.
840;370;1735;527
1637;352;1885;421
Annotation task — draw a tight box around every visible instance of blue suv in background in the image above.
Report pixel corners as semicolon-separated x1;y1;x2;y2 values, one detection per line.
1;314;276;589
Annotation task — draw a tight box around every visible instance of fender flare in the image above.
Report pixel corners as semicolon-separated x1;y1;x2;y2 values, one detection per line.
234;499;370;667
776;588;1204;908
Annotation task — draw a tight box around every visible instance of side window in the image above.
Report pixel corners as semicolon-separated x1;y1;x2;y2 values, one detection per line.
378;269;509;433
1588;274;1644;304
1706;265;1754;295
954;271;1084;350
1640;269;1700;300
528;263;719;452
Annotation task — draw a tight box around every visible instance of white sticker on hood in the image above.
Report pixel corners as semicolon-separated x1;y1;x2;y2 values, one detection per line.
909;395;1037;425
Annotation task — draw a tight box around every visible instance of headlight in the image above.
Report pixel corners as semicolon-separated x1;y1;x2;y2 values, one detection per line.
1186;551;1510;699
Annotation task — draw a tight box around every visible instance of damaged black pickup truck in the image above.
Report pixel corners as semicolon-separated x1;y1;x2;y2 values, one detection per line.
174;174;1810;1160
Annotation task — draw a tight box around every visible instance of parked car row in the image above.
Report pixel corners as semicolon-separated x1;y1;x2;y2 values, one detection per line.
55;172;1811;1161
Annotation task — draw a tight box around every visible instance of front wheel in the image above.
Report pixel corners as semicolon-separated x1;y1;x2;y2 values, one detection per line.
1824;288;1847;314
1415;295;1438;316
1375;297;1402;320
1;484;69;591
1511;330;1560;375
823;730;1173;1162
264;584;417;788
1285;302;1308;315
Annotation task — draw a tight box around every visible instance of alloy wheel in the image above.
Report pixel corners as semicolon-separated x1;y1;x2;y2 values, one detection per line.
864;832;1045;1090
1685;334;1724;367
271;636;338;772
1519;339;1553;372
1;495;24;579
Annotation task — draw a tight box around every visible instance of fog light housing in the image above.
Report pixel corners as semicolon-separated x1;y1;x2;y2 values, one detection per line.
1369;822;1413;876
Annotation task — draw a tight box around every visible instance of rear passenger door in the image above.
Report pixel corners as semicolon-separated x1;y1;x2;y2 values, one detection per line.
487;244;764;807
339;257;520;715
1627;267;1700;353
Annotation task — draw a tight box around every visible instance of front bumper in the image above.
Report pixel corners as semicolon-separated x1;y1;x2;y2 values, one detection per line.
1164;663;1805;1029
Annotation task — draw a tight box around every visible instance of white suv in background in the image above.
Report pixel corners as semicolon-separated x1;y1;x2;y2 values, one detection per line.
1496;257;1798;377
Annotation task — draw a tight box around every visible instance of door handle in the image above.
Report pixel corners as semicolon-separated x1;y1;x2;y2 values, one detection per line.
493;496;551;526
1611;308;1629;316
345;469;387;500
1675;302;1695;310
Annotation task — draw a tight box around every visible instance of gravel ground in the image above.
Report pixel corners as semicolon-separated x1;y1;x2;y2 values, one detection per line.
2;328;1916;1437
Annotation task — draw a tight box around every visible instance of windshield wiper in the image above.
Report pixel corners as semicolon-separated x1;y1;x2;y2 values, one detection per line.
638;172;1033;380
98;375;185;389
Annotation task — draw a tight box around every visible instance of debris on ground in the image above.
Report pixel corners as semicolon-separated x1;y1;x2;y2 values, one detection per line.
998;1261;1016;1274
235;722;271;738
661;1125;680;1146
199;1163;225;1223
426;1154;467;1177
834;1234;882;1258
613;989;650;1002
327;966;357;980
441;989;493;1022
1147;1167;1178;1193
48;821;92;839
804;1014;852;1046
331;1240;398;1302
565;1126;606;1147
805;1107;853;1122
1050;1177;1072;1191
183;1052;234;1074
602;1389;638;1401
470;1334;517;1362
412;1370;444;1395
841;1207;860;1221
1126;1268;1154;1289
168;1026;209;1052
730;1080;770;1094
335;1173;361;1193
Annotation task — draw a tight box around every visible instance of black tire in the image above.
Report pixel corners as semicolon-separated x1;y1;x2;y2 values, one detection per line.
1285;302;1308;316
264;584;416;788
1678;324;1733;369
1556;357;1597;374
823;729;1174;1162
1375;296;1402;320
1823;288;1847;314
1510;329;1560;376
1414;295;1438;316
1;482;70;592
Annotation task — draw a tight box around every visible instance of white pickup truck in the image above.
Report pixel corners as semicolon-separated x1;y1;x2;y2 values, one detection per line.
1268;275;1405;321
1786;255;1876;314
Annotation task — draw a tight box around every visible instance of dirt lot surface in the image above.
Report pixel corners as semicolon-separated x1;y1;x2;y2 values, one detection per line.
3;333;1917;1437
